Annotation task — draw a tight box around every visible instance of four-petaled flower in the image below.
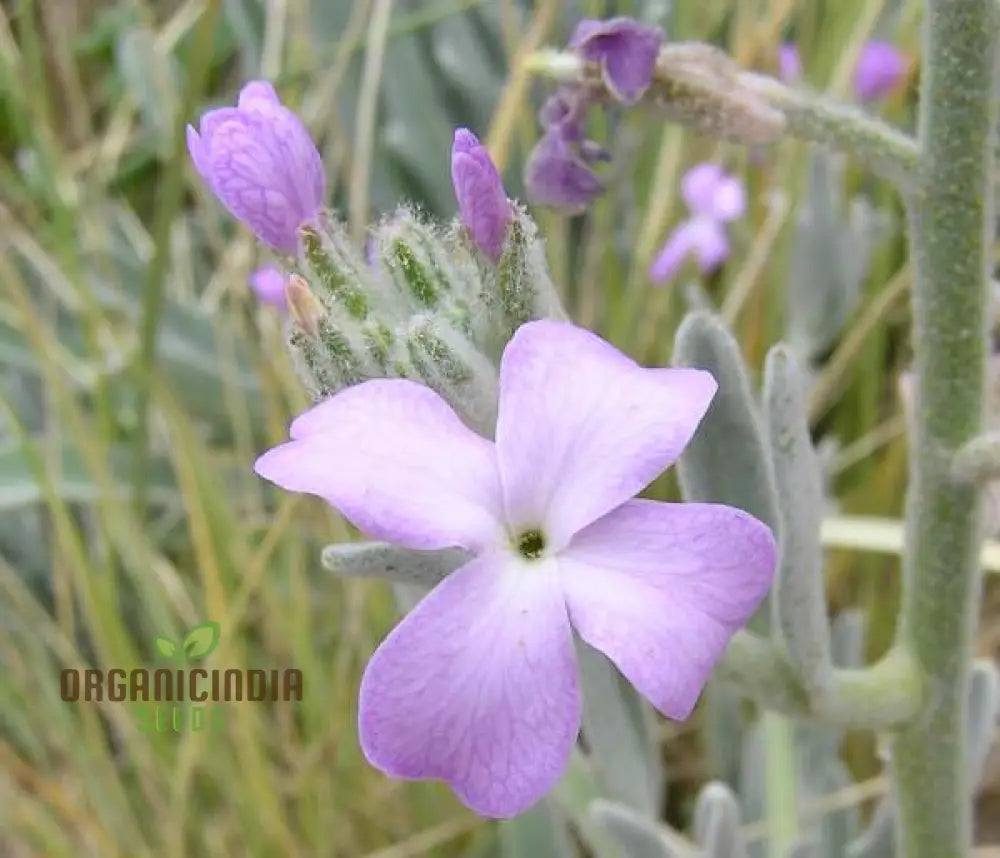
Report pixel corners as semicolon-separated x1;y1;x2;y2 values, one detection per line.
853;41;908;102
451;129;513;260
255;320;776;818
569;17;664;104
249;266;288;309
649;163;746;284
187;81;326;254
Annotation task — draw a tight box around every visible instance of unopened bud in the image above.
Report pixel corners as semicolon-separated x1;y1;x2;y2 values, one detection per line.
406;315;499;435
299;218;371;320
286;274;325;337
494;206;568;338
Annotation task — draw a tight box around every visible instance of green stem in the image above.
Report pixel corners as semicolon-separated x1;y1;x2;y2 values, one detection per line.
717;632;923;729
738;73;919;189
890;0;999;855
762;712;799;858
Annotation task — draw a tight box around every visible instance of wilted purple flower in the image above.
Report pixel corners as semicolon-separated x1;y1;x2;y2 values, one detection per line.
649;163;746;283
525;128;606;212
187;81;326;254
853;41;907;102
569;17;664;103
778;43;802;82
451;129;512;260
249;266;287;309
255;320;776;818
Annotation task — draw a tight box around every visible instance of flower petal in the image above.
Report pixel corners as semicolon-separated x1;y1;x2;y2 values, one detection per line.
237;80;280;109
681;163;724;215
690;217;731;272
560;499;776;719
359;552;581;818
648;220;700;284
778;44;802;82
709;175;746;222
569;18;663;104
853;41;907;102
206;109;324;252
525;129;603;212
255;379;505;550
495;321;717;548
249;266;287;308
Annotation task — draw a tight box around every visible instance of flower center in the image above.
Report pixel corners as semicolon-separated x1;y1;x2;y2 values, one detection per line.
516;529;547;560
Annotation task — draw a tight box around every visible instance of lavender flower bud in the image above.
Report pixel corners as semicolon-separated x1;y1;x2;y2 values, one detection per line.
187;81;326;254
778;43;802;82
450;128;512;261
249;266;288;309
853;41;908;102
569;17;664;104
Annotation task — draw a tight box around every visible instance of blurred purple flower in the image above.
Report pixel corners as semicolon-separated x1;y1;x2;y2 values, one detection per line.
249;266;287;309
525;128;606;212
778;43;802;82
451;128;512;260
255;319;776;818
649;163;746;283
853;41;908;102
187;81;326;254
569;17;664;103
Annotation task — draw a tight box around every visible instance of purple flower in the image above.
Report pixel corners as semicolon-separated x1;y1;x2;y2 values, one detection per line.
778;43;802;82
525;128;606;212
569;17;664;103
187;81;326;254
255;320;776;818
249;266;287;309
649;163;746;283
451;129;512;260
853;41;907;102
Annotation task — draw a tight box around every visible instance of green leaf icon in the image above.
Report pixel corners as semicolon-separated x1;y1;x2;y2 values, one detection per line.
154;637;178;659
182;622;220;661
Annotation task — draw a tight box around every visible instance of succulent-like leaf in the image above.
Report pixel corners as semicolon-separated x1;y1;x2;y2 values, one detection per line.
672;312;780;634
500;800;575;858
763;346;831;696
693;782;747;858
590;799;688;858
182;622;220;661
578;642;663;815
321;541;466;588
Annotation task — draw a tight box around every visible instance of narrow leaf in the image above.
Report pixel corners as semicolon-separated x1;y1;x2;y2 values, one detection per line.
764;346;832;695
590;800;688;858
321;541;467;588
578;642;663;815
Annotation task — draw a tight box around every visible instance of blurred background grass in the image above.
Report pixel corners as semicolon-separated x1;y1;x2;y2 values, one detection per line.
1;0;996;856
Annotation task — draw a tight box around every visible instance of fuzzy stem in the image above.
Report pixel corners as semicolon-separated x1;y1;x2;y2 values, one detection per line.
737;73;919;189
890;1;999;856
718;632;923;728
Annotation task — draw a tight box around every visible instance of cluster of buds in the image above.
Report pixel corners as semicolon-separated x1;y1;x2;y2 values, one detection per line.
188;83;564;434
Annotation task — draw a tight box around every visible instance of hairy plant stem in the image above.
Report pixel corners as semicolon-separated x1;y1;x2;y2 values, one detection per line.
718;632;923;729
890;0;999;855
